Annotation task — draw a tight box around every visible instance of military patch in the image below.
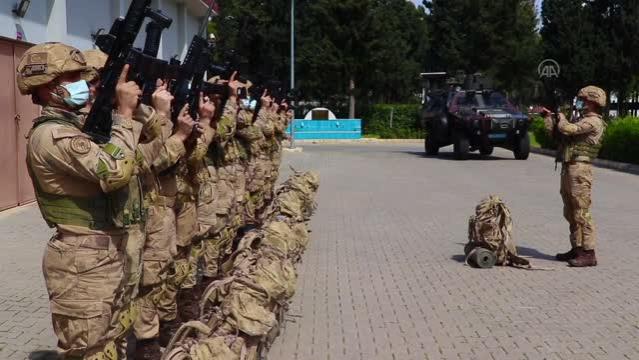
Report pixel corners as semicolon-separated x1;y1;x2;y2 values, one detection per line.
22;52;48;76
70;136;91;155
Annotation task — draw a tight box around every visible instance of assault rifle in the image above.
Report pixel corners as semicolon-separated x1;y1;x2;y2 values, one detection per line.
170;0;217;122
170;36;211;121
83;0;168;143
128;16;173;105
540;78;569;167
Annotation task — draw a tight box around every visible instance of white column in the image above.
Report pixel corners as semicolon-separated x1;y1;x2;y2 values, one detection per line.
47;0;67;42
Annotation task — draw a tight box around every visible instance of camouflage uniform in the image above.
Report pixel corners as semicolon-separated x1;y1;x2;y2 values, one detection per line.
237;107;272;224
201;101;240;279
267;110;291;195
545;86;606;266
19;43;148;359
163;121;216;325
132;109;186;352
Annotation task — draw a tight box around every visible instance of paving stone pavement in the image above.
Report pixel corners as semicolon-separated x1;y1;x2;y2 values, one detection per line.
1;143;638;360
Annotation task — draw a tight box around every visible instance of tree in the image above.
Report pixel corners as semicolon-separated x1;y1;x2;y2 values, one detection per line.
425;0;540;103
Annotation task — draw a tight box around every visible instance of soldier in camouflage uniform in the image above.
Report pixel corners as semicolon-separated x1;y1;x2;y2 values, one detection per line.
544;86;606;267
19;43;148;359
199;76;243;289
161;96;217;329
237;90;275;225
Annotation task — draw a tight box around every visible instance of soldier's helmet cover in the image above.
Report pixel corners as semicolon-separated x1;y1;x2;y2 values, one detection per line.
82;49;108;83
16;42;91;95
577;86;606;108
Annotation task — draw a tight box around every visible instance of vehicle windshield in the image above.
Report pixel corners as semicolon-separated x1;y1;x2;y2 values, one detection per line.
456;91;513;109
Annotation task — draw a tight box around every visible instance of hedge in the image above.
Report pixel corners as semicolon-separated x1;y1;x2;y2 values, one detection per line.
530;115;639;165
364;104;422;139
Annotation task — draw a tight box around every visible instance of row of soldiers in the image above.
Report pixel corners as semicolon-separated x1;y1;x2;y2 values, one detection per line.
17;42;296;360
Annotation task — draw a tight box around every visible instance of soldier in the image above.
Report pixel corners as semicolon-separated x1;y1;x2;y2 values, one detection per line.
543;86;606;267
199;74;243;289
160;95;217;331
237;90;273;225
18;42;148;359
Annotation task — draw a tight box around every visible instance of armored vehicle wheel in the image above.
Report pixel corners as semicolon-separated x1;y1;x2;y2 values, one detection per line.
453;132;470;160
513;133;530;160
424;135;439;155
479;144;494;156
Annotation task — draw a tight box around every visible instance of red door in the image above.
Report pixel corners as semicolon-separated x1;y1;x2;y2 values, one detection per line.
0;41;19;210
14;44;37;205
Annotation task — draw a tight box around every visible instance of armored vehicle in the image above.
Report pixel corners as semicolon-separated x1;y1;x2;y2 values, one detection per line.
420;72;530;160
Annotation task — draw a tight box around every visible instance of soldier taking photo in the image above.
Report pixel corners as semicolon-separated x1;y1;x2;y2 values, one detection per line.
542;86;606;267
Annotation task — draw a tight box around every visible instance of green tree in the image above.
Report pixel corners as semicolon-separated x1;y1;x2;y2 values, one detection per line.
425;0;540;103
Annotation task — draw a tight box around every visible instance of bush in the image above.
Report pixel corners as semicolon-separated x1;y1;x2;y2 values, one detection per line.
530;115;557;150
600;117;639;165
364;104;422;139
531;115;639;165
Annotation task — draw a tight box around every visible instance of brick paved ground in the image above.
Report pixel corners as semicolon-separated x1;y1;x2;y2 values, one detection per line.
1;143;638;360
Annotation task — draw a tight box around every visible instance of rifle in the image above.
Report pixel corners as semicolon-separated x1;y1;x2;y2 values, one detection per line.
131;16;173;105
170;0;217;122
540;78;567;167
83;0;168;143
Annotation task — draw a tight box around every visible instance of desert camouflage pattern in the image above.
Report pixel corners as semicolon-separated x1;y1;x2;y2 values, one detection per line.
465;195;529;267
17;42;91;95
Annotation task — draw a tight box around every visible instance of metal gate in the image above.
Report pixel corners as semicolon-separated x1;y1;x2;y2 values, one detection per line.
0;38;37;211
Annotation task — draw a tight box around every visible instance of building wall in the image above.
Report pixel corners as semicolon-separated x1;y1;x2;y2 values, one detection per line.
0;0;208;211
0;0;206;57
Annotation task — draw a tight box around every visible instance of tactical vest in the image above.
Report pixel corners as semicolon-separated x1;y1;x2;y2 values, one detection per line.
562;141;602;163
28;117;144;230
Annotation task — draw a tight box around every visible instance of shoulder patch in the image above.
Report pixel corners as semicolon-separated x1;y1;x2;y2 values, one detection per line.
70;137;92;155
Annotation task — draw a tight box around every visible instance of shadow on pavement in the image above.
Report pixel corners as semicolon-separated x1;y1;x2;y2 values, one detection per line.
517;246;556;261
29;351;58;360
451;246;556;263
397;150;514;161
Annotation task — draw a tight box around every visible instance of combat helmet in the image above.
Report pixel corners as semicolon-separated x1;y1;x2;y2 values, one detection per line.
16;42;90;95
82;49;108;82
577;86;606;108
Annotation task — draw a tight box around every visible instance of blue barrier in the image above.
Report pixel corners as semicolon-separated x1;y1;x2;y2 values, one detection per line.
286;119;362;140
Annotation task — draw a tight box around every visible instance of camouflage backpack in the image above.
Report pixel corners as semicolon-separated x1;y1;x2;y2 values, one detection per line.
465;195;529;268
162;321;247;360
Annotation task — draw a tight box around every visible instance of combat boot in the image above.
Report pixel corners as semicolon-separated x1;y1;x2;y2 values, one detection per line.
568;248;597;267
177;288;199;322
158;318;181;348
133;338;161;360
556;247;579;261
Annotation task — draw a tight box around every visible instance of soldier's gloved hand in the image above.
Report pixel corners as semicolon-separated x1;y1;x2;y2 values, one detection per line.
174;104;196;142
115;64;142;119
152;81;174;119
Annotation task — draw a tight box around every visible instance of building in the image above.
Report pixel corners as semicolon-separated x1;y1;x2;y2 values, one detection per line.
0;0;210;210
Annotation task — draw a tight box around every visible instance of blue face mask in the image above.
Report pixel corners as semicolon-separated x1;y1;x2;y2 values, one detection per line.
240;98;257;111
575;99;586;111
57;80;90;108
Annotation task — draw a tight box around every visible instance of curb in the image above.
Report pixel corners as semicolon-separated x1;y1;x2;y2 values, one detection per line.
530;147;639;175
293;139;422;144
